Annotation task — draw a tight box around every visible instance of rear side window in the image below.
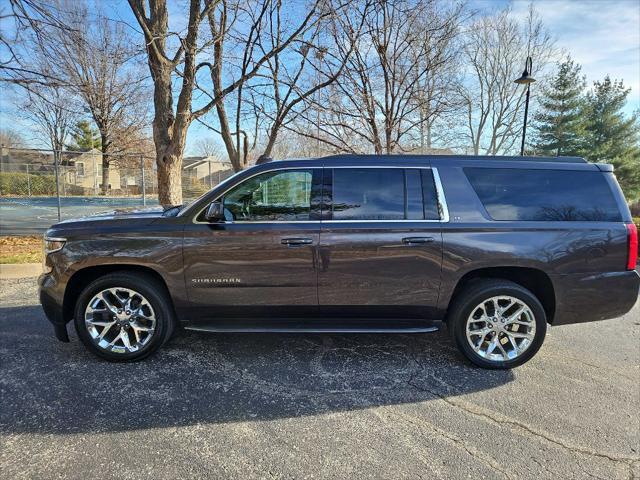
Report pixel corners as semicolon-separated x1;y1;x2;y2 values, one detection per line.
332;168;404;220
329;168;441;221
464;168;621;222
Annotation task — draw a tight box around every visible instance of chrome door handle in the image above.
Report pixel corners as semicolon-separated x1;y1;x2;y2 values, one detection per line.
402;236;435;245
281;237;313;246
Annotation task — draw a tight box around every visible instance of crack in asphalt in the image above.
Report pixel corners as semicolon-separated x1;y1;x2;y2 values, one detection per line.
406;349;640;478
543;351;639;383
377;408;515;480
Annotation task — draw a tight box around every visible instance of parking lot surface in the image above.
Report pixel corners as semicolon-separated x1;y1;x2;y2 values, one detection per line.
0;197;159;234
1;276;638;479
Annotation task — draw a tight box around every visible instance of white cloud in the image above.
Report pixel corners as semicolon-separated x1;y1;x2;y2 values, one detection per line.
509;0;640;112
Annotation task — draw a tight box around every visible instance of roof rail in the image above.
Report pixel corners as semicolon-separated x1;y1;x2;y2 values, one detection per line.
472;155;587;164
321;153;588;164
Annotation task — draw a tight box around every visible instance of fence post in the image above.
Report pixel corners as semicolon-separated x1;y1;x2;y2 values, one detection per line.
53;151;61;221
94;151;98;196
26;163;31;197
140;155;146;207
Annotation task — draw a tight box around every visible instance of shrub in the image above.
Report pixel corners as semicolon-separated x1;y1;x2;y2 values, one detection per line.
0;172;57;195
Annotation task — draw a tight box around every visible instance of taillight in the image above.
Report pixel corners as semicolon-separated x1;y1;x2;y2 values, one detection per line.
627;223;638;271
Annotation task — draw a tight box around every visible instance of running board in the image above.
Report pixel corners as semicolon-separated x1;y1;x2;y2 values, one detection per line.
184;318;441;334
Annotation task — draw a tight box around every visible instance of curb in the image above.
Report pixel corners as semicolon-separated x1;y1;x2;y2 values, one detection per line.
0;263;42;279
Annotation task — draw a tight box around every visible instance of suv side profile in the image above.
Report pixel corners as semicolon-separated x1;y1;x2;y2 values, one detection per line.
39;155;639;369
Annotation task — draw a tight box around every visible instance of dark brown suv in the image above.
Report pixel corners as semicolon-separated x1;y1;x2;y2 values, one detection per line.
39;155;639;368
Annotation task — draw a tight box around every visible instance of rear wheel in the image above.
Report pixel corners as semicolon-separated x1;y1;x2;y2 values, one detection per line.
74;272;175;361
448;279;547;369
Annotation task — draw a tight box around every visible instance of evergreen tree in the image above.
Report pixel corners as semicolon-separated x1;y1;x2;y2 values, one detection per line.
67;120;101;152
582;77;640;200
533;56;585;156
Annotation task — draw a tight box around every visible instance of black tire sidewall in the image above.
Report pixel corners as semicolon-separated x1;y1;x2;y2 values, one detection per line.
73;273;171;362
451;283;547;369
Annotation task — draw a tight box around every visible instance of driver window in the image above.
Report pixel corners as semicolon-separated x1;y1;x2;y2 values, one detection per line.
222;169;313;222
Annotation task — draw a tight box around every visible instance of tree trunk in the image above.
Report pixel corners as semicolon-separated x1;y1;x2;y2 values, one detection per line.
151;65;186;206
100;133;110;195
156;149;183;206
128;0;214;207
262;121;281;159
101;161;109;195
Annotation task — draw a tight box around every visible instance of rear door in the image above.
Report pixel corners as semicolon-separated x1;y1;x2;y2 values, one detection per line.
182;167;322;320
318;167;444;318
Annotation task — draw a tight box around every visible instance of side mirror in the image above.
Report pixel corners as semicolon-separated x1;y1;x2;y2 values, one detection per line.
205;201;225;222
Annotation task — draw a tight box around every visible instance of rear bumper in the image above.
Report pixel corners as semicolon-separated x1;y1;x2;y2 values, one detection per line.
38;273;69;342
551;270;640;325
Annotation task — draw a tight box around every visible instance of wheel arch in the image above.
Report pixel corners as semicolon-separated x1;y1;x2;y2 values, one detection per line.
446;267;556;324
63;264;174;323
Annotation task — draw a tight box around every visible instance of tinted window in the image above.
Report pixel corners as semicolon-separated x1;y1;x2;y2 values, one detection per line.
405;169;424;220
421;170;440;220
330;168;442;220
333;169;405;220
464;168;621;222
223;169;313;221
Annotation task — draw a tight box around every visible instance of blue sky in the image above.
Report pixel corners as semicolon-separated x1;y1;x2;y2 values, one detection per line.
1;0;639;152
486;0;640;111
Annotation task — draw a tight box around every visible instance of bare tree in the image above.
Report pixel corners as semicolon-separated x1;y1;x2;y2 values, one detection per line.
291;0;465;155
0;0;70;86
200;0;345;172
251;1;367;162
127;0;222;206
38;6;150;194
410;2;467;152
459;5;554;155
0;128;25;148
194;138;221;157
22;86;75;166
128;0;298;200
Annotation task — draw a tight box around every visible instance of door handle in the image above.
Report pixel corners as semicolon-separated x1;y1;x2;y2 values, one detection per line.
281;237;313;246
402;236;435;245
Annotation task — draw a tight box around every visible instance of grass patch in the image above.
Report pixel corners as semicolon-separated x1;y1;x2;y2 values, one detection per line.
0;236;43;264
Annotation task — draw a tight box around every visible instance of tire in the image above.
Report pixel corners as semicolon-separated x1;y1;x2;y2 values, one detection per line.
447;279;547;369
73;271;175;362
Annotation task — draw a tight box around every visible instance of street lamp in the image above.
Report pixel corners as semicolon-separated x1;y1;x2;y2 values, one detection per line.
514;56;536;156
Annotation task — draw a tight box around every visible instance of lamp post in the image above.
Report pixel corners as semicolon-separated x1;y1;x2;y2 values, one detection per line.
514;56;536;156
314;46;327;157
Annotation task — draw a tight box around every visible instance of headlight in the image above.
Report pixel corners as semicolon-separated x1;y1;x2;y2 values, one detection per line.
44;237;66;254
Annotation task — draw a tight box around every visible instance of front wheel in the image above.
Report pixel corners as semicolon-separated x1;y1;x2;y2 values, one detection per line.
448;279;547;369
74;272;175;361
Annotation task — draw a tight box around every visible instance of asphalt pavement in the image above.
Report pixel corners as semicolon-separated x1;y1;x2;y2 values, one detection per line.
1;276;638;479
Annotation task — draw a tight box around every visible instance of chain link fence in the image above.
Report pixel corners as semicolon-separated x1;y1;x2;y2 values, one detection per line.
0;146;234;234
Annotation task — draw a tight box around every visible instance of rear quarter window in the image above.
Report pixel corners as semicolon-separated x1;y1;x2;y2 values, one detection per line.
464;167;622;222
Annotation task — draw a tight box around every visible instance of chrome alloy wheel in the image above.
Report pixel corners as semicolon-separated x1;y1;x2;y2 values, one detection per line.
465;295;536;362
84;287;156;354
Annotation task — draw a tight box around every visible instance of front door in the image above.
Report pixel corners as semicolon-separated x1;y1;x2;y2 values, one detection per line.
182;168;322;320
318;167;444;319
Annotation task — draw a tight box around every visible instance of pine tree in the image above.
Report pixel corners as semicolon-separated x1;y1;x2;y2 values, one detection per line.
533;56;586;156
582;77;640;200
67;120;101;152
